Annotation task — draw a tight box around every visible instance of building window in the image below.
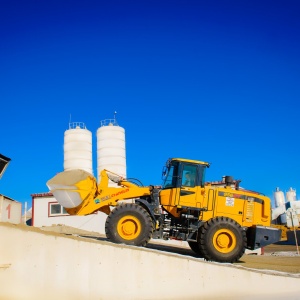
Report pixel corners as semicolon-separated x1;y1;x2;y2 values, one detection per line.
49;202;68;216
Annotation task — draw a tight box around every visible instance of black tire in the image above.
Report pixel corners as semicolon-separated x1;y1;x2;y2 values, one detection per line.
188;227;204;257
199;217;246;263
105;203;153;246
188;241;204;257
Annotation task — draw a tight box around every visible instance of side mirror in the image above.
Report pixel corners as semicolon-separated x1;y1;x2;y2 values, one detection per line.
0;154;11;179
162;166;167;178
161;166;168;179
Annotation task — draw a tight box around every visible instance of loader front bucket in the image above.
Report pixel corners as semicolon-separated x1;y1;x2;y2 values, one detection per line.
47;169;98;208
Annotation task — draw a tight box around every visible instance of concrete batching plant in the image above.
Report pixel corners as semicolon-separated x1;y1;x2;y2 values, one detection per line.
272;187;300;242
63;118;126;185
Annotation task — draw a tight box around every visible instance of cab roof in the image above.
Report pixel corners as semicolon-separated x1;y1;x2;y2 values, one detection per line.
171;158;210;167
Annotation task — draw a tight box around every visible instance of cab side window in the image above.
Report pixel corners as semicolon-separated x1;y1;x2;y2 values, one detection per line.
182;165;197;187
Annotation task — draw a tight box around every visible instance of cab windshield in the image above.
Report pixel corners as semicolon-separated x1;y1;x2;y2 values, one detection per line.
162;160;207;189
162;162;179;189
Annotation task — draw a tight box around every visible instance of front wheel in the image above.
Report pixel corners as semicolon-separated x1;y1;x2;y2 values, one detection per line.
105;203;153;246
199;217;246;263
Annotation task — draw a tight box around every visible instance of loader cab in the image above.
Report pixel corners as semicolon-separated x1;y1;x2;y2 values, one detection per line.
160;158;210;214
161;158;209;189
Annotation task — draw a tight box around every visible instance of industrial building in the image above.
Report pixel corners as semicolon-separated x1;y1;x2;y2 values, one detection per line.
0;154;21;225
31;192;106;233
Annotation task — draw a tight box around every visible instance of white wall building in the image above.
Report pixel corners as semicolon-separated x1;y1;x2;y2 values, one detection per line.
31;192;106;233
0;194;22;224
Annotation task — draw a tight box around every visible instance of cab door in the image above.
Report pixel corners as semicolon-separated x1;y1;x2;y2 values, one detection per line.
178;165;200;208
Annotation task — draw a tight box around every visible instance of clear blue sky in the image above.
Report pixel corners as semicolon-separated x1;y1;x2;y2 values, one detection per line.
1;0;299;208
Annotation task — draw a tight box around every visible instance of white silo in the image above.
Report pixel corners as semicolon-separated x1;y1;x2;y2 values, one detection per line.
286;187;296;203
64;122;93;175
97;117;126;185
273;187;287;224
274;187;285;207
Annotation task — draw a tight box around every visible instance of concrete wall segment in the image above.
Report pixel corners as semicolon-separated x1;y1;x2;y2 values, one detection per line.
0;222;299;300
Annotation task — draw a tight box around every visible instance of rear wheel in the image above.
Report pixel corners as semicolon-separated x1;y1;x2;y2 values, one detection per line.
199;217;246;263
105;203;153;246
188;241;204;257
188;227;204;257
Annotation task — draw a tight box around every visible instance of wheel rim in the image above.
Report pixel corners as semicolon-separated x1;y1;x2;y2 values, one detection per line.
212;229;236;253
117;215;141;240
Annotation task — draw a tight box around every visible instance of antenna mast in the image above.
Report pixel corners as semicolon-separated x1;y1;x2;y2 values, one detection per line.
114;111;117;124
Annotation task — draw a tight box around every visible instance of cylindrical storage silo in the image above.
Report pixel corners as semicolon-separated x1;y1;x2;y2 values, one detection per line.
97;119;126;186
274;187;285;207
286;187;296;203
273;187;286;224
64;122;93;175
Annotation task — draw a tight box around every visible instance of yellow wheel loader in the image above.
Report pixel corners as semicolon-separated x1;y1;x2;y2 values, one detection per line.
47;158;281;263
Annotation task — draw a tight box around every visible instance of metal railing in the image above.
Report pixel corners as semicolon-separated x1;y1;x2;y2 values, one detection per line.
100;119;118;127
68;122;87;129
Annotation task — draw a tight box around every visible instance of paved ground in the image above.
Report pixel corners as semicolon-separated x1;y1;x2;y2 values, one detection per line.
235;243;300;274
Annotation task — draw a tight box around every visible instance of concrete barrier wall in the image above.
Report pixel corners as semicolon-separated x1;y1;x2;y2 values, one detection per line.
0;223;299;300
